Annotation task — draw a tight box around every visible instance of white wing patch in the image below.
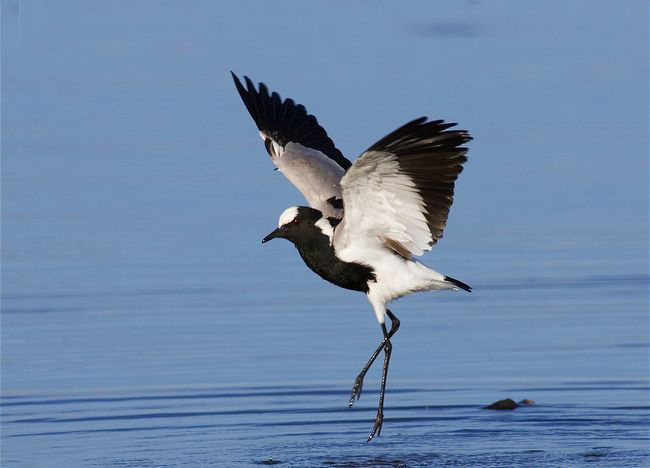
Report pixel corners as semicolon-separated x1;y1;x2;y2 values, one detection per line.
262;136;344;218
334;151;433;257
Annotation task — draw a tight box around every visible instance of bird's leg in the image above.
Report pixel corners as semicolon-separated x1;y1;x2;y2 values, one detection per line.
349;310;400;406
367;321;393;442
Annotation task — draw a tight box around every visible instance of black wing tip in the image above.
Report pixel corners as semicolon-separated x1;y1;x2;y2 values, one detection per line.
367;116;472;154
230;71;245;93
411;116;429;125
231;73;352;170
230;72;261;99
444;275;472;292
416;116;473;143
230;71;247;91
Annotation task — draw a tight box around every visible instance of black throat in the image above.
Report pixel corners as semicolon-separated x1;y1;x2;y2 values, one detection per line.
290;225;375;293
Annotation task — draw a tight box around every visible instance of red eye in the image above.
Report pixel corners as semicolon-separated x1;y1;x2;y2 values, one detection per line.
291;218;300;225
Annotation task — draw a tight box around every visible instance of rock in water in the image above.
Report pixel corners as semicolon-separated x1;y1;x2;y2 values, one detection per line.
518;399;535;406
484;398;518;410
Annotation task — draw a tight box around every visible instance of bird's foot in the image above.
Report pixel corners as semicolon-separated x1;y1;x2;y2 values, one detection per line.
367;409;383;442
348;374;365;407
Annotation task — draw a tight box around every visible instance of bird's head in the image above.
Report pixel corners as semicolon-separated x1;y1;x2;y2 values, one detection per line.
261;206;323;244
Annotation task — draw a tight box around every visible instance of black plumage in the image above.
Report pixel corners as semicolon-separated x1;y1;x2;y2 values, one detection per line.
443;275;472;292
266;207;375;292
231;72;352;170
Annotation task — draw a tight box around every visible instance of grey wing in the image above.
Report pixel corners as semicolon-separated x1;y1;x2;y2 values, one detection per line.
334;117;471;257
232;73;349;218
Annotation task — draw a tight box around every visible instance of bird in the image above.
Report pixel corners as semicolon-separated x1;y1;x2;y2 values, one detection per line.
231;72;472;441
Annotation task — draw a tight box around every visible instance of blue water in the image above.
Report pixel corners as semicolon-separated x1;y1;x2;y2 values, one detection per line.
2;1;648;467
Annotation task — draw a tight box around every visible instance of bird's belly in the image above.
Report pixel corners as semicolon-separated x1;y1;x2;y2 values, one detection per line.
342;248;450;301
297;246;375;293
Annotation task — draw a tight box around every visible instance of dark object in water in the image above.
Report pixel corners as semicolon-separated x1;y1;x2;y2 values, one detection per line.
485;398;518;410
484;398;536;410
259;458;281;465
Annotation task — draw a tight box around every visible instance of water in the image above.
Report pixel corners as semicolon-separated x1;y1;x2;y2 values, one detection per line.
2;1;648;467
2;268;648;466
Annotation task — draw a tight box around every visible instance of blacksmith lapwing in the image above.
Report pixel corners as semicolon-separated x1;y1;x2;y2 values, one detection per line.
232;72;472;441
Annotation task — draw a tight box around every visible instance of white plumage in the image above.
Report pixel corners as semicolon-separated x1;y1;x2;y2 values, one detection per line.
276;142;344;218
335;150;433;257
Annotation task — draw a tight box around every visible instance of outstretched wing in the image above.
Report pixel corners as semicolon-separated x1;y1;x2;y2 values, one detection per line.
333;117;471;258
232;73;350;218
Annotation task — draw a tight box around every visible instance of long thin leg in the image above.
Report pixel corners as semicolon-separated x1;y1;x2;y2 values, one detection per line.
349;310;400;407
367;322;393;442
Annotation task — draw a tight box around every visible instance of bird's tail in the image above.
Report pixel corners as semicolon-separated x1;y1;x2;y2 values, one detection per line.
443;275;472;292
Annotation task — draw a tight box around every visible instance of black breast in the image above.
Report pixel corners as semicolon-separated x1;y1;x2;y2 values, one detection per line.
293;230;375;293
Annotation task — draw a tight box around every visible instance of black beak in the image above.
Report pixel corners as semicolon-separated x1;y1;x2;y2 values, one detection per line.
261;227;282;244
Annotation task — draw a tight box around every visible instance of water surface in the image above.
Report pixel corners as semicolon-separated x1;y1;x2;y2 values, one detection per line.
2;1;648;467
